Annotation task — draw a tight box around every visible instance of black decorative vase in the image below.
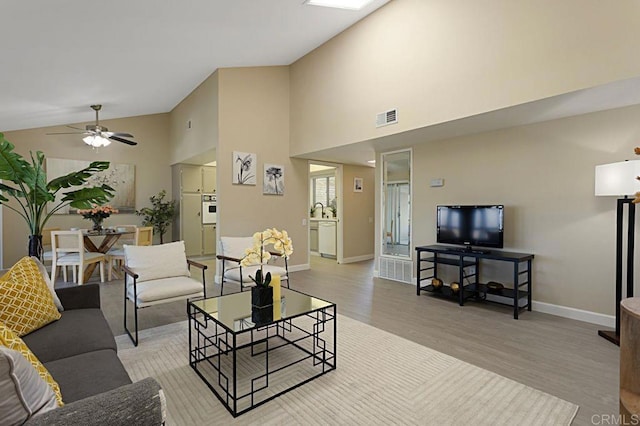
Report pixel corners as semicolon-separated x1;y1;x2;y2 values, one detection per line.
28;235;43;260
251;286;273;308
251;305;273;326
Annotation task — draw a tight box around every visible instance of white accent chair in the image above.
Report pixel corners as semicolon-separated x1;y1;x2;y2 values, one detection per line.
51;230;106;285
123;241;207;346
217;236;289;295
107;226;153;281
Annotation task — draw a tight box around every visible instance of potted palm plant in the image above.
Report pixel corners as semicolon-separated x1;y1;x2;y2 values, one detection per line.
0;133;115;259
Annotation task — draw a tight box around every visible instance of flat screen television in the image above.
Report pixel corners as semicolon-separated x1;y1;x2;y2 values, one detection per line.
436;205;504;250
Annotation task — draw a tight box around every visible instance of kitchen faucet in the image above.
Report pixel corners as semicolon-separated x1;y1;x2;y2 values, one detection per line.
313;202;325;217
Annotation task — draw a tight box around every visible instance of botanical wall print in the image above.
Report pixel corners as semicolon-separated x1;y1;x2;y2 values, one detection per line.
354;177;363;192
232;151;257;185
263;164;285;195
47;158;136;213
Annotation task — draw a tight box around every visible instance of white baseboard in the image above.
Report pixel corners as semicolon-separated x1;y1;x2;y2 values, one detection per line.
341;254;374;264
385;274;615;327
532;301;615;327
289;263;310;272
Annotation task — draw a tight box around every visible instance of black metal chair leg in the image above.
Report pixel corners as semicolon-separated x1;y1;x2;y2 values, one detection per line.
124;280;139;347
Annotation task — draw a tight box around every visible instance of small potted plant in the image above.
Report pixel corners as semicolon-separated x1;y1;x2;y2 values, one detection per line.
241;228;293;308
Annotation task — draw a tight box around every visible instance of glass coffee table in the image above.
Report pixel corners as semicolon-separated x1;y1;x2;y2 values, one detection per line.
188;288;336;417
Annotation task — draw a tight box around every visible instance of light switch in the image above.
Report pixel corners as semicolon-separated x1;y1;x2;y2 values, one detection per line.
302;218;307;226
430;178;444;187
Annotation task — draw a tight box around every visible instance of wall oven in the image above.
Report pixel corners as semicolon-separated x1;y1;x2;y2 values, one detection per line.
202;194;217;224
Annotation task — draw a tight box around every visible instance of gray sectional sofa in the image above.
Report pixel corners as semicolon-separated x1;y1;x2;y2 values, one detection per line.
21;283;165;425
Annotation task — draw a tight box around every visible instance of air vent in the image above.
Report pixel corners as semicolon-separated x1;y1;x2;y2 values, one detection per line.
378;257;413;284
376;108;398;128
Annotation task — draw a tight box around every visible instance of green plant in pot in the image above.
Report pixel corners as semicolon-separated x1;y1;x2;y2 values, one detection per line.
241;228;293;307
135;190;176;244
0;133;114;259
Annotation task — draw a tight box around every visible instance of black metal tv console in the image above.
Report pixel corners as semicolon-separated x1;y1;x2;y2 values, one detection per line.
415;245;534;319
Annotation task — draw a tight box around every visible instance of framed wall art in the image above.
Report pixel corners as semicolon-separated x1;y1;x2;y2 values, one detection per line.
232;151;257;185
354;177;363;192
263;164;284;195
47;158;136;213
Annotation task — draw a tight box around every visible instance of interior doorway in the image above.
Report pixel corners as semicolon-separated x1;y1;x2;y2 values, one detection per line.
309;162;342;263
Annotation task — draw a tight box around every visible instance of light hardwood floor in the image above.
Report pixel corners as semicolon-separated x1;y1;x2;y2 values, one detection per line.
75;256;618;425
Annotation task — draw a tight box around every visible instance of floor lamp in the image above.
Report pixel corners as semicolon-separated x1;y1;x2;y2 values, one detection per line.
595;160;640;345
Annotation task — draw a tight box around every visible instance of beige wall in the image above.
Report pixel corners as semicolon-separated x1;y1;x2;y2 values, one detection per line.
169;71;219;165
342;165;375;260
290;0;640;156
217;67;309;267
407;104;640;316
2;113;172;266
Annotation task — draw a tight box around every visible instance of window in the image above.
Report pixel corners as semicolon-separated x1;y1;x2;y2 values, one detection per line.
312;175;336;207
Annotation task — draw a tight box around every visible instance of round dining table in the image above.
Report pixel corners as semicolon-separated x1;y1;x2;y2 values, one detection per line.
82;228;135;283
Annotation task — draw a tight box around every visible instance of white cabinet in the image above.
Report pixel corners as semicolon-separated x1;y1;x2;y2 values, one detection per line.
172;164;218;256
318;221;337;257
182;193;202;256
202;167;216;194
181;165;203;193
310;221;319;252
203;225;216;255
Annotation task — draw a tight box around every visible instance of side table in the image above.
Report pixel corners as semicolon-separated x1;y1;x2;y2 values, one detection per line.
620;297;640;421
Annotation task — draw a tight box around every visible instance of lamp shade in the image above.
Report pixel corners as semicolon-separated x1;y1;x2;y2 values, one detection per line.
595;160;640;196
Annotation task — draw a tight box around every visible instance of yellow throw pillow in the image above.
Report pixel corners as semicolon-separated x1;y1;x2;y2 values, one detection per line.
0;321;64;406
0;256;61;336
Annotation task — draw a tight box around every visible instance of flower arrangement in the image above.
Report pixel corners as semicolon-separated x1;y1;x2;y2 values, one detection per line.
77;205;118;230
240;228;293;288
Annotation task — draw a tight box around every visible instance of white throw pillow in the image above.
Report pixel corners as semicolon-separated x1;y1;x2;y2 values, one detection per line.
29;257;63;312
0;347;58;425
220;237;254;262
124;241;190;284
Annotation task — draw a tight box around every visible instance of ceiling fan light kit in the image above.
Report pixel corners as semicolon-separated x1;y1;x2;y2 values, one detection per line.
83;134;111;148
46;104;137;147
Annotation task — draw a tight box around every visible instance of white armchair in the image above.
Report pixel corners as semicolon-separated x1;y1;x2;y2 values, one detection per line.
217;236;289;295
123;241;206;346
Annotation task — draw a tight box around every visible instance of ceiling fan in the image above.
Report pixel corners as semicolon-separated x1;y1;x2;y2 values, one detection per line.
47;105;137;147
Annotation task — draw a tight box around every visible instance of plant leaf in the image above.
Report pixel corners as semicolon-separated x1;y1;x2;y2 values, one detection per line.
0;136;31;183
47;161;111;192
62;185;115;209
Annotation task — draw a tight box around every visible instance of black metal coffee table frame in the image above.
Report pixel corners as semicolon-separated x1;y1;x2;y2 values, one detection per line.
188;290;336;417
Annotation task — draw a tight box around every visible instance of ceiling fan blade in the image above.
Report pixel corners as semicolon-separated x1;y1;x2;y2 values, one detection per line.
102;132;134;138
66;125;85;131
109;135;137;146
46;131;90;135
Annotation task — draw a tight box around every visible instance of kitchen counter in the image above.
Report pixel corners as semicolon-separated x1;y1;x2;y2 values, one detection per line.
310;217;338;222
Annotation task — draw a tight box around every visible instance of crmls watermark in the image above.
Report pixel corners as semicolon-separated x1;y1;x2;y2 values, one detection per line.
592;414;640;425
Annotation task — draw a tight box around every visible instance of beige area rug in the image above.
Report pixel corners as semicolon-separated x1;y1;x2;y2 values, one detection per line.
116;316;578;425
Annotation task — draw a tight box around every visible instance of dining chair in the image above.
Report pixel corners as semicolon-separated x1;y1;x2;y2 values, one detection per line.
111;225;138;248
41;227;61;265
51;230;106;285
107;226;153;281
217;236;289;296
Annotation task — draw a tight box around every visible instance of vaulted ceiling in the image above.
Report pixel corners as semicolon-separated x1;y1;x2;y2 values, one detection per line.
0;0;389;132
